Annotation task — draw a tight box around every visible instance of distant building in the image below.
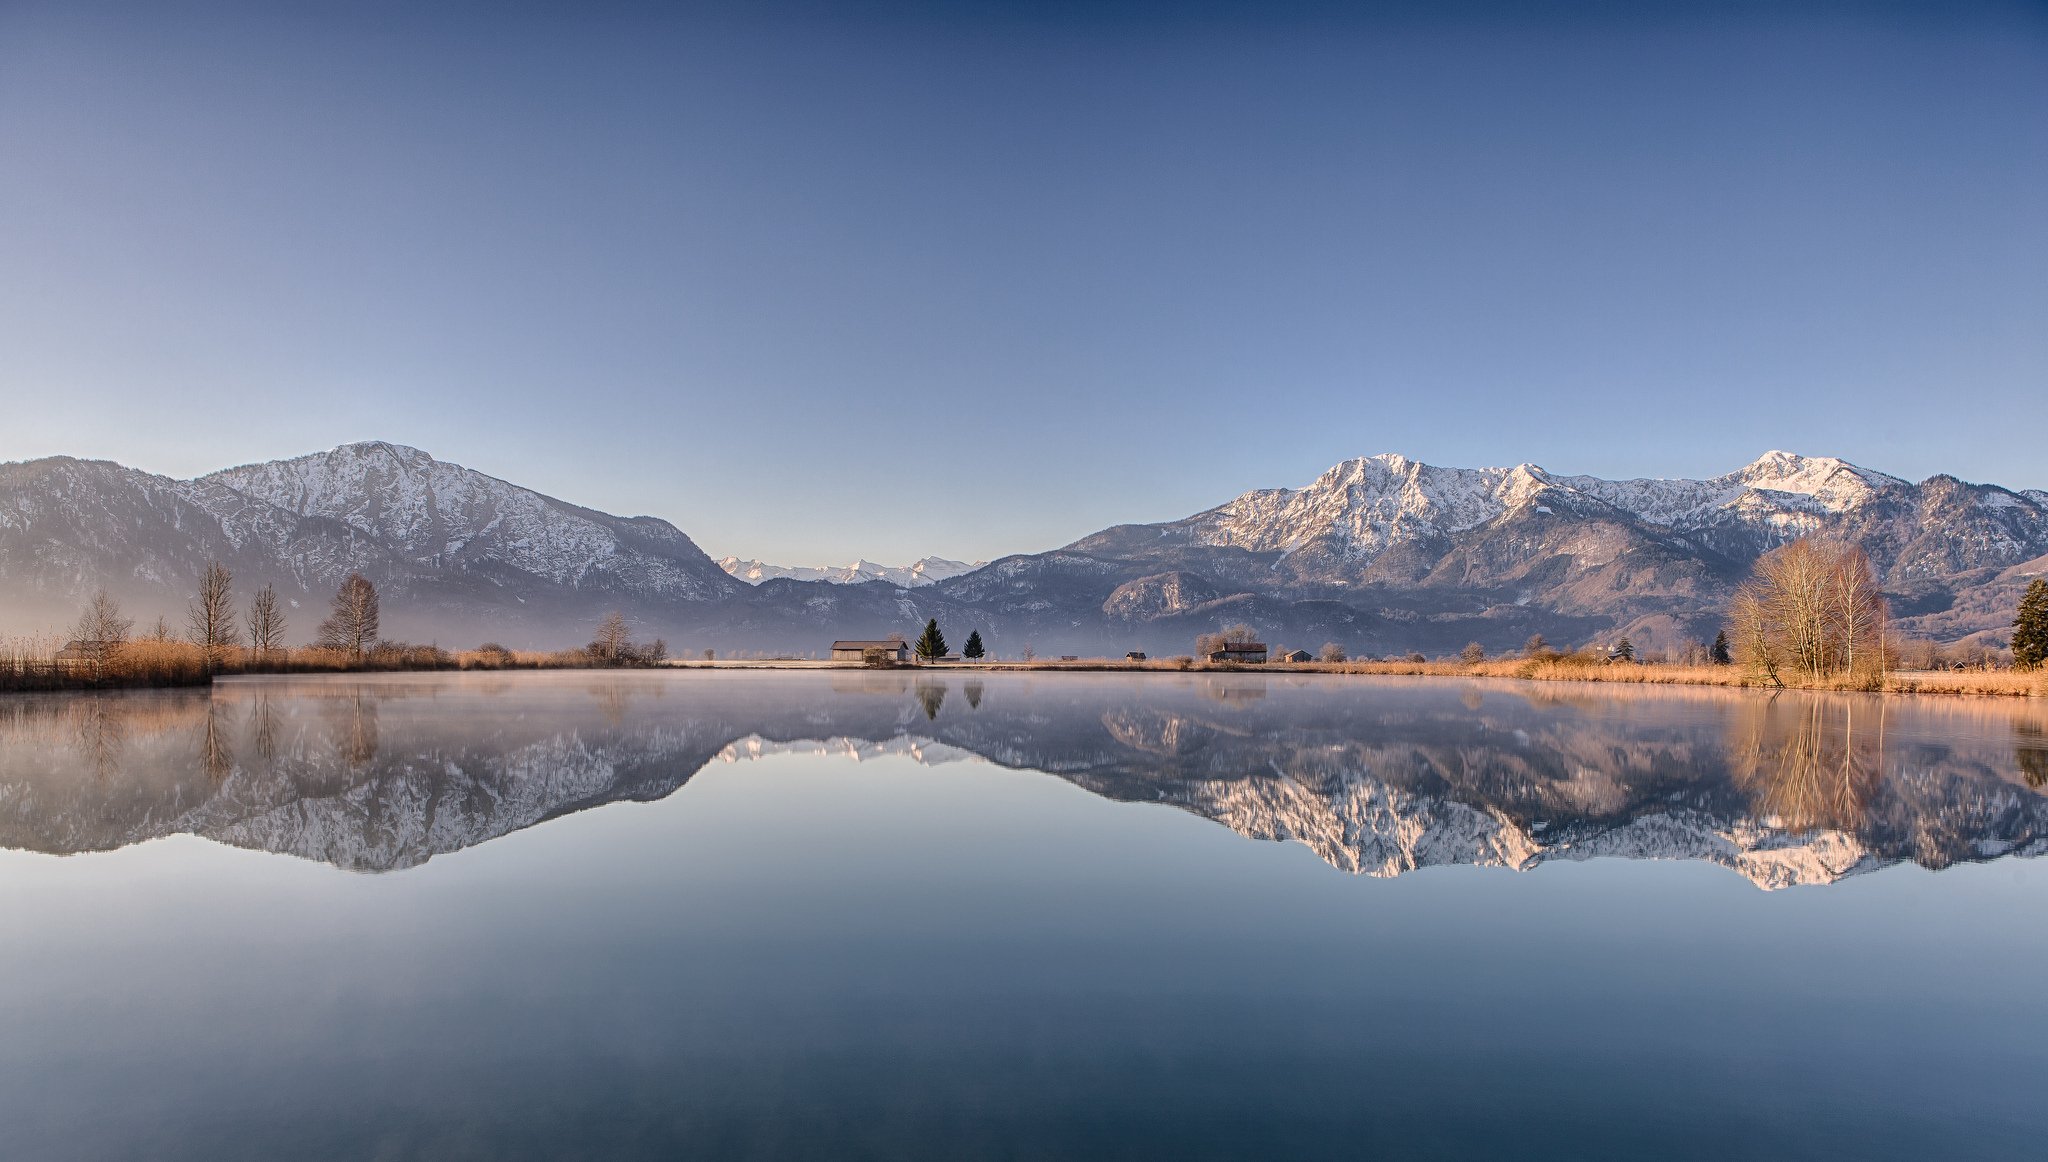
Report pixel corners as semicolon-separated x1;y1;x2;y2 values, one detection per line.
1209;642;1268;664
1125;651;1148;662
1280;649;1313;663
55;640;115;670
831;640;910;664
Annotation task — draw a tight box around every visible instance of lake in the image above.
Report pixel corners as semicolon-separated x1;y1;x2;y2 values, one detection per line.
3;671;2046;1160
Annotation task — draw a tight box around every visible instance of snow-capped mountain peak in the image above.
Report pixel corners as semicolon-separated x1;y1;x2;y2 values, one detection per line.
718;555;983;588
1189;449;1938;563
198;441;730;597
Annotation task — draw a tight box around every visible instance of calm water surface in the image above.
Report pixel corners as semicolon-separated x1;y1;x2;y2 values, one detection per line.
3;671;2047;1160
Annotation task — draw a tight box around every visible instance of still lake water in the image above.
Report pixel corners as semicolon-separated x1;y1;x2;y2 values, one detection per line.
3;670;2047;1160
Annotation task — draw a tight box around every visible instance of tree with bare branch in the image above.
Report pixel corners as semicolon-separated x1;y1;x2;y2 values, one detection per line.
186;562;241;663
590;611;631;664
316;573;380;657
247;585;287;658
1727;539;1888;685
71;589;133;646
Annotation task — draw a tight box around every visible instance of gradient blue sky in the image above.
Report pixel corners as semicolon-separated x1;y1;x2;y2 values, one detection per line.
2;1;2043;564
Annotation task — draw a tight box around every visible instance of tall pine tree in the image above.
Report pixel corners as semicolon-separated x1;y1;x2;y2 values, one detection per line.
914;618;948;660
1711;630;1732;665
962;630;985;659
2014;578;2048;671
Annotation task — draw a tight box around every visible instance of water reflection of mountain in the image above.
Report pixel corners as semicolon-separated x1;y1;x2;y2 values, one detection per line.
1;673;2044;888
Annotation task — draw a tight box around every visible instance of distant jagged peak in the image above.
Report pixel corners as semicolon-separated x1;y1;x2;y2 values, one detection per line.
718;555;983;588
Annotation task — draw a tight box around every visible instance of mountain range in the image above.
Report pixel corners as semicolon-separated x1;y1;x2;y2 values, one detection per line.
1;441;2043;654
717;556;982;588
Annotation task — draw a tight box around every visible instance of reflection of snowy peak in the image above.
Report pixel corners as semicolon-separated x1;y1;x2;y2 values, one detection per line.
1171;773;1887;890
2;675;2045;890
718;556;981;588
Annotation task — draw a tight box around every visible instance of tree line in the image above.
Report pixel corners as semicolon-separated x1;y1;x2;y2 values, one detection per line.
64;565;670;673
74;564;387;663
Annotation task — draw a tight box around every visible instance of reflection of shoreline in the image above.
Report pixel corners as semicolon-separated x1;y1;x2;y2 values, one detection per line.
0;673;2043;888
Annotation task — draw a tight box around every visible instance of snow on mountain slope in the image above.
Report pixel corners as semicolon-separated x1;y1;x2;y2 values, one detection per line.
1185;454;1559;556
718;555;982;587
203;441;733;598
1557;451;1904;531
1171;450;2032;566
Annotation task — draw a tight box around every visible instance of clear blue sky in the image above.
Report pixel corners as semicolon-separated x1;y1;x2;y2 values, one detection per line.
2;1;2043;564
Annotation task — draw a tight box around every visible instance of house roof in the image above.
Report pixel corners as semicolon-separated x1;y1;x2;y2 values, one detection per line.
832;640;907;650
1215;642;1268;652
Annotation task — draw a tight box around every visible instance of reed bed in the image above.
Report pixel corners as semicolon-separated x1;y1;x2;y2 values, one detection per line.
929;653;2047;698
0;637;649;692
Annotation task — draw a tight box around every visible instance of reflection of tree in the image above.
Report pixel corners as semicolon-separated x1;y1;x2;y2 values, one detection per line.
915;682;946;721
199;699;236;783
1727;694;1883;833
2018;724;2048;789
588;678;665;728
323;688;379;768
71;697;126;781
1199;678;1267;705
592;683;631;728
964;681;984;711
250;695;279;767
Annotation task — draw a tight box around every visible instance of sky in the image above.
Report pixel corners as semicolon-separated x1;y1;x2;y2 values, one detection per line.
1;0;2043;566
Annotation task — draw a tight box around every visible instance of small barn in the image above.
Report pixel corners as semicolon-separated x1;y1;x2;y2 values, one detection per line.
831;640;910;664
1125;652;1148;662
1209;642;1268;664
55;640;116;670
1280;649;1313;663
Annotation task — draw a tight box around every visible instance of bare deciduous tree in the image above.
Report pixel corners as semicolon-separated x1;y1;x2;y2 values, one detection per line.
1460;641;1486;665
71;589;133;646
186;562;240;662
1196;623;1261;657
590;611;631;664
247;585;287;657
1318;642;1347;664
1728;539;1889;685
316;573;381;656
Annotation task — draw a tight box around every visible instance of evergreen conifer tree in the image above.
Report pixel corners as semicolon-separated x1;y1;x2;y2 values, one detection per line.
914;618;948;660
2014;578;2048;671
962;630;985;659
1613;637;1635;663
1711;630;1732;665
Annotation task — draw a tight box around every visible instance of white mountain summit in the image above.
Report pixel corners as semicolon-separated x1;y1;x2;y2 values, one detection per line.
1186;450;1914;558
717;555;984;588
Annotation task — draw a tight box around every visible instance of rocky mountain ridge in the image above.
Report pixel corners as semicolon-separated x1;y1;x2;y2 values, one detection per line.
1;442;2042;654
1025;450;2048;655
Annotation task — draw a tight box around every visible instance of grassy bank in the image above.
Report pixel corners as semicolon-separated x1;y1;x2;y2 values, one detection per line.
0;636;660;693
8;637;2040;699
667;654;2047;697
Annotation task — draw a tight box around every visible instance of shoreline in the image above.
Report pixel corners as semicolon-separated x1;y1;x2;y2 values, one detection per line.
4;657;2039;699
649;657;2047;698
